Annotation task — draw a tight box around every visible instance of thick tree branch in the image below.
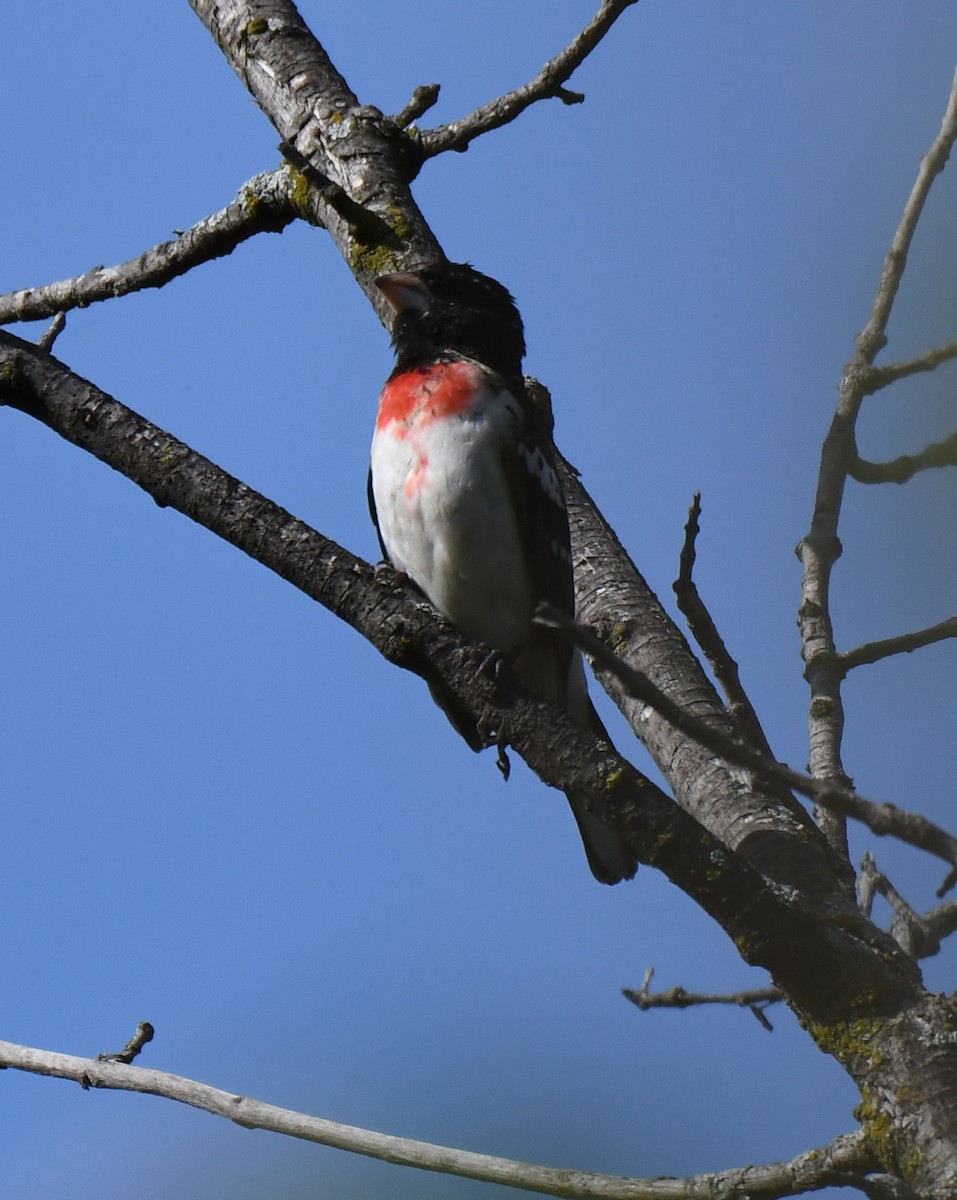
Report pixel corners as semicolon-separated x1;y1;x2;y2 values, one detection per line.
188;0;443;309
796;64;957;857
417;0;640;157
0;1038;881;1199
850;430;957;483
0;168;302;325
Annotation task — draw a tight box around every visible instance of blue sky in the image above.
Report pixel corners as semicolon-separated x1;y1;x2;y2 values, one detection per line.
3;4;957;1198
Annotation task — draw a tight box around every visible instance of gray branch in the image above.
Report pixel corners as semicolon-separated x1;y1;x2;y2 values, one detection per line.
418;0;639;157
0;1037;881;1200
623;966;783;1017
865;337;957;392
839;618;957;672
795;65;957;857
850;431;957;484
0;168;302;325
536;603;957;887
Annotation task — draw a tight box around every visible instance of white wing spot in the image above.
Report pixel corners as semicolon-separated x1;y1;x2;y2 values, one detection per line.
520;444;563;506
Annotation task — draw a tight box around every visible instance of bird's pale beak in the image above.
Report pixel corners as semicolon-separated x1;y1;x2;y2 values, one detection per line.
375;272;432;315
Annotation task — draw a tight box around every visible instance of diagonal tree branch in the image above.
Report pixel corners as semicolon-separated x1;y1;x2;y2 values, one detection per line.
417;0;640;157
537;603;957;888
0;168;304;326
0;1038;882;1200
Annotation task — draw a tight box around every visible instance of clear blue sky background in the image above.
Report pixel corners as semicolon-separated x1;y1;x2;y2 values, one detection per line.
3;4;957;1198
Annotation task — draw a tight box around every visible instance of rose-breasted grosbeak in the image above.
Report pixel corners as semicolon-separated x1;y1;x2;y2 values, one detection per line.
369;261;637;884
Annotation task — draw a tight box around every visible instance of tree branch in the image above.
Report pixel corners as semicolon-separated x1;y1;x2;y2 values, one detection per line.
536;603;957;887
858;854;942;959
864;337;957;392
623;966;783;1019
0;1037;881;1199
188;0;444;311
796;64;957;857
850;431;957;484
838;617;957;672
0;168;302;325
393;83;441;129
417;0;640;157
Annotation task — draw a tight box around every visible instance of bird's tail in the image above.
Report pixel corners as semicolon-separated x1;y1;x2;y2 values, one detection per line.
565;661;639;885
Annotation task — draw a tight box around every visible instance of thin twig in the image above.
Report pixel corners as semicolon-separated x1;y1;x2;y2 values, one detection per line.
865;337;957;392
623;967;783;1028
0;168;302;325
673;493;776;758
418;0;639;157
536;603;957;885
839;618;957;672
0;1038;879;1199
860;67;957;360
850;432;957;484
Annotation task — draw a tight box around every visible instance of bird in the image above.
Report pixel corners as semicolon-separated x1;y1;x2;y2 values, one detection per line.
368;260;637;884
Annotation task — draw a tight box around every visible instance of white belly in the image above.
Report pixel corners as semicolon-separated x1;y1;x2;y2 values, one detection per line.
371;396;534;655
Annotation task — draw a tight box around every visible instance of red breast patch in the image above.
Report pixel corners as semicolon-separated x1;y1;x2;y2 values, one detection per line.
376;361;481;433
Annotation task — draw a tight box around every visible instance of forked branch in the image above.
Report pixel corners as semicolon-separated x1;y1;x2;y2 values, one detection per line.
796;65;957;856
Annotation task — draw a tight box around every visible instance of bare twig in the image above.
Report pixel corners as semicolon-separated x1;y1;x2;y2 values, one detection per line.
673;493;776;758
864;337;957;392
859;67;957;359
623;967;783;1026
850;431;957;484
839;617;957;672
418;0;639;157
796;65;957;858
0;1038;880;1198
0;168;303;325
97;1021;155;1065
536;603;957;884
